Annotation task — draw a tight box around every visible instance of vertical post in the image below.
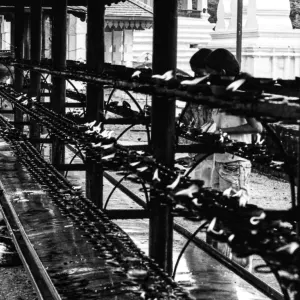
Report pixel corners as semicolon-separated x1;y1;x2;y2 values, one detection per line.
298;139;300;236
14;2;25;131
24;15;30;60
42;14;47;59
30;0;42;149
121;28;125;65
111;29;114;64
10;17;15;55
86;1;105;208
149;0;177;275
51;0;67;167
236;0;243;66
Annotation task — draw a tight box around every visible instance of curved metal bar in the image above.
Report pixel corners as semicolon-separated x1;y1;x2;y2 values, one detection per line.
39;73;52;93
66;78;85;103
260;121;296;211
64;148;85;178
75;147;86;164
0;63;15;85
184;152;214;178
175;102;191;145
145;124;151;146
23;70;30;79
66;78;86;115
104;88;151;145
124;90;143;113
262;258;290;300
172;221;208;279
23;70;31;87
123;90;152;145
139;178;150;207
177;102;191;125
103;172;149;210
115;124;135;141
103;172;134;210
104;87;117;116
39;133;50;155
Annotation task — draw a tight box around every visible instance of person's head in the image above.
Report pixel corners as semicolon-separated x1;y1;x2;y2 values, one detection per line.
189;48;213;77
204;48;240;76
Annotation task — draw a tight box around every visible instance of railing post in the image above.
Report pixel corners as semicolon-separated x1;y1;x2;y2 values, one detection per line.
86;0;105;208
149;0;178;276
29;0;42;149
13;1;25;131
236;0;243;65
51;0;67;168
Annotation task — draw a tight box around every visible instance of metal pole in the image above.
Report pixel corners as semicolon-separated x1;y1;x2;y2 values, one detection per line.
13;2;25;131
149;0;177;275
51;0;67;167
10;16;15;55
30;0;42;149
236;0;243;66
86;0;105;208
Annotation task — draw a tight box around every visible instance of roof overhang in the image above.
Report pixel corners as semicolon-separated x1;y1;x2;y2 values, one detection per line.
0;1;153;30
0;1;123;6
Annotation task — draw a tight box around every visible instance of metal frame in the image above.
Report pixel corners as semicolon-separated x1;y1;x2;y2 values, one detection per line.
1;0;299;299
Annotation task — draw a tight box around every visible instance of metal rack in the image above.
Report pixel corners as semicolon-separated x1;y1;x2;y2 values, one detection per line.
0;1;299;300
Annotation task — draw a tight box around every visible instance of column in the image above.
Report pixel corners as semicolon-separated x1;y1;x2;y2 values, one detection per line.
13;2;25;131
30;0;42;148
86;0;105;208
150;0;177;275
51;0;67;167
236;0;243;65
24;14;30;59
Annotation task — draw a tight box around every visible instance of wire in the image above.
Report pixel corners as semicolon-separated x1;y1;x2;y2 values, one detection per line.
172;221;208;279
1;39;16;49
184;152;214;177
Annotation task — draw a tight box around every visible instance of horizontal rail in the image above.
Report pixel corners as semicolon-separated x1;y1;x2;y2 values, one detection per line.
10;61;300;122
106;209;149;219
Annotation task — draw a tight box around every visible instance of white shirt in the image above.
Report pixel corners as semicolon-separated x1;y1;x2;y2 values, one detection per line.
212;110;251;163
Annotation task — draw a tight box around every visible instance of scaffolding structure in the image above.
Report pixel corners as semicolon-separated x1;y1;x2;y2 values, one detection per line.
0;1;299;300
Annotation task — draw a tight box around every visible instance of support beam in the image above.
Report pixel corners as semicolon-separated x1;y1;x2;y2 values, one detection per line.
24;14;30;60
29;0;42;149
51;0;67;167
86;1;105;208
236;0;243;65
13;2;25;131
106;210;149;220
149;0;177;275
10;16;15;55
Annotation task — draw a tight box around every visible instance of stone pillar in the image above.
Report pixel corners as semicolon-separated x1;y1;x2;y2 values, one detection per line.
215;0;231;31
245;0;292;30
124;29;133;67
112;30;122;65
197;0;208;11
208;0;300;79
105;32;112;63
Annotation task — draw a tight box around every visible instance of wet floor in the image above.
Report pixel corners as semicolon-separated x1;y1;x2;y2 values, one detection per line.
0;139;280;300
0;141;184;300
104;190;275;300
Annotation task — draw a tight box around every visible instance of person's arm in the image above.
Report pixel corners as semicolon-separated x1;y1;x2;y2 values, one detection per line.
218;117;263;134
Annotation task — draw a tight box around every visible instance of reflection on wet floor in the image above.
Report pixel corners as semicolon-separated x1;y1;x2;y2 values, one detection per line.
67;164;281;300
103;181;274;300
115;218;270;300
0;143;281;300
